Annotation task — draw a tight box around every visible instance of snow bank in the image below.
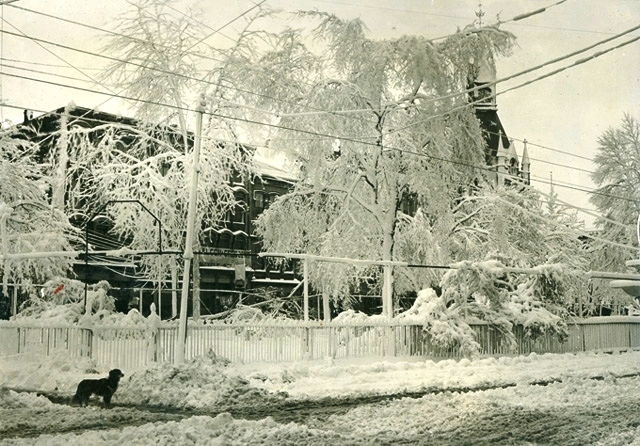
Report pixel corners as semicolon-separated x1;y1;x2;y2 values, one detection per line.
116;350;284;410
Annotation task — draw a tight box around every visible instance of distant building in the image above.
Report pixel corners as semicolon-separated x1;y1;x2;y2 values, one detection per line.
469;60;531;186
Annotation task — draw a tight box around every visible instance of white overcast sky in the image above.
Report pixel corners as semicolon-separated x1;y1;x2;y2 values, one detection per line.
3;0;639;228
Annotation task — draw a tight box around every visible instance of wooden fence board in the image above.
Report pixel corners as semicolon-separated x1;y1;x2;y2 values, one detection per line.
1;318;639;369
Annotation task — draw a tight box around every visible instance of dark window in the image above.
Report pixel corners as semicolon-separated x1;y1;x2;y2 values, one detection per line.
232;202;246;225
253;190;264;209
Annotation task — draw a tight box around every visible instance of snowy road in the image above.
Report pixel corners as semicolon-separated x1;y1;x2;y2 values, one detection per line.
2;374;640;445
2;351;640;444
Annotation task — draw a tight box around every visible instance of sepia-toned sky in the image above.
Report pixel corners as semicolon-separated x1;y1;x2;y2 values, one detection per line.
3;0;639;227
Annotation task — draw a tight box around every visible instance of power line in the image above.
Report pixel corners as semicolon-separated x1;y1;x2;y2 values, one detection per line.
528;174;635;204
1;62;96;84
309;0;471;21
383;131;631;206
535;187;629;230
3;0;578;129
479;130;596;174
0;2;5;121
0;84;630;206
529;156;594;175
1;18;116;95
389;32;640;135
483;130;595;163
8;1;627;141
0;57;613;193
0;56;101;71
184;0;266;53
428;0;569;41
0;71;382;143
6;2;224;65
3;5;375;128
163;2;247;45
397;23;640;123
0;20;635;203
491;194;638;252
385;142;637;205
0;17;148;139
500;0;567;24
6;99;640;248
309;0;568;31
502;22;629;36
280;22;640;118
7;0;634;160
242;129;596;169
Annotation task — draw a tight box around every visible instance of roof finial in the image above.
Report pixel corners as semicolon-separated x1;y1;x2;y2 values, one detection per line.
475;1;485;28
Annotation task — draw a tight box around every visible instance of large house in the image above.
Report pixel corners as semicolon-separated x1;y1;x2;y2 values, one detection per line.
17;106;298;318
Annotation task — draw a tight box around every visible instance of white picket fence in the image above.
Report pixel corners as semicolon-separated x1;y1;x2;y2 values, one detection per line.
1;317;639;370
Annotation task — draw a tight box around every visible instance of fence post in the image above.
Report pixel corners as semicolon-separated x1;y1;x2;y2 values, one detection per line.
154;327;160;363
304;327;310;355
385;325;396;357
84;328;94;358
11;287;17;316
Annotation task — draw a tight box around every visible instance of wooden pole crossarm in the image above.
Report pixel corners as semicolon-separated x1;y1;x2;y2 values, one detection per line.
587;271;640;281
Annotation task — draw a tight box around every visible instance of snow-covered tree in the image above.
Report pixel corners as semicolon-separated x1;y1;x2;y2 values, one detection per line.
67;0;259;317
588;113;640;313
226;13;515;315
442;182;589;333
0;129;74;296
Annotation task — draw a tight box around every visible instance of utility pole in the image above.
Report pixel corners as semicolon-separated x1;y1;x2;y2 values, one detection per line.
0;0;19;122
53;103;73;211
175;95;205;365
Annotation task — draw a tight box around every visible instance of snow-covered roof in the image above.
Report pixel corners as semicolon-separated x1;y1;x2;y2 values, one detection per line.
26;105;299;184
254;157;298;183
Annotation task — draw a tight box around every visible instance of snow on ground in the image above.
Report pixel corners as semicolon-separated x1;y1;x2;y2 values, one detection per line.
2;350;640;445
238;350;640;399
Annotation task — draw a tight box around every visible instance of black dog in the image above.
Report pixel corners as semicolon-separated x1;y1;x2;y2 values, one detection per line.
72;369;124;407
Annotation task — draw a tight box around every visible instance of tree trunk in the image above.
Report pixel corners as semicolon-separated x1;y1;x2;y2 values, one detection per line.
382;264;394;318
322;287;331;322
380;189;400;319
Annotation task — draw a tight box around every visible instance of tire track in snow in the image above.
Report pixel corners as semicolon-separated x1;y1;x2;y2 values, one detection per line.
3;372;640;440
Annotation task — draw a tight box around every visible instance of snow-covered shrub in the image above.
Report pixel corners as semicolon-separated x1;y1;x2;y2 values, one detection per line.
440;259;572;344
440;259;515;349
397;288;481;356
9;278;158;328
508;265;570;341
333;309;370;323
13;278;113;323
